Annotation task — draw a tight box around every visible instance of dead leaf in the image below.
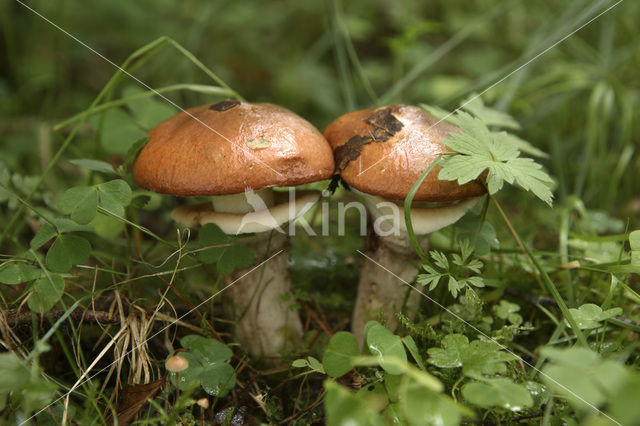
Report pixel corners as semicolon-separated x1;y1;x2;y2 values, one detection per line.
109;376;165;425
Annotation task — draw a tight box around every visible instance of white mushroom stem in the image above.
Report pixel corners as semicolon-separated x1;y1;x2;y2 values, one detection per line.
211;188;275;214
351;189;482;345
172;190;320;357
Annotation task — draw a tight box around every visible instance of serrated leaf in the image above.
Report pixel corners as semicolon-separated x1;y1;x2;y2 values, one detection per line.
57;186;98;224
46;235;91;272
322;331;359;378
30;222;57;250
69;159;116;174
428;334;514;377
462;378;533;410
27;274;65;313
439;112;553;205
430;250;449;269
0;262;42;284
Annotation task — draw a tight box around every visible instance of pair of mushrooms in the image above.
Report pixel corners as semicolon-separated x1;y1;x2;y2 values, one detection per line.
132;101;484;355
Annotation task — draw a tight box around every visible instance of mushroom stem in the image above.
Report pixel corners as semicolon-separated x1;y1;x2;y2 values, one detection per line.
227;231;302;356
351;190;483;345
353;232;424;344
212;188;275;214
172;190;322;356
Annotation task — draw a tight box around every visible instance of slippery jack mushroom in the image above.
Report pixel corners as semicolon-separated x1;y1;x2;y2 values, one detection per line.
324;104;486;344
133;100;335;356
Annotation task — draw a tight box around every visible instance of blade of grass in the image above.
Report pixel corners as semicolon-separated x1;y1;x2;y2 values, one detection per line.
491;195;588;346
403;154;443;265
54;84;235;131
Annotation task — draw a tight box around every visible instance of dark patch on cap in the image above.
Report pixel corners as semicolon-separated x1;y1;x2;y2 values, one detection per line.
209;99;241;112
365;107;403;137
334;106;404;172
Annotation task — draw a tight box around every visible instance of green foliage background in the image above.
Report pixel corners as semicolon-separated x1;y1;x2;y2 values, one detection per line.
1;0;639;424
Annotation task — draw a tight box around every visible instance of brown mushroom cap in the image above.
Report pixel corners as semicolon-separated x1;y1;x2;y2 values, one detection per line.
323;104;486;202
133;101;335;196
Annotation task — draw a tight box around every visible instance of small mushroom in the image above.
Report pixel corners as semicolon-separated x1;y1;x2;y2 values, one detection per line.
166;354;189;402
324;105;486;344
134;100;335;356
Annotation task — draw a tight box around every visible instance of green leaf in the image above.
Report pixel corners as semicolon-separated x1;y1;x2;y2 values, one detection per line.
540;347;628;411
0;261;42;284
495;300;523;326
30;222;57;250
438;112;554;206
98;179;132;216
462;378;533;411
400;377;461;426
427;334;515;377
69;159;116;174
200;363;236;396
455;216;500;256
180;334;232;362
122;86;176;129
0;352;56;406
27;274;65;313
117;136;149;175
322;331;360;378
324;381;386;426
402;336;425;370
57;186;98;225
365;322;407;375
217;245;254;275
630;230;640;251
292;359;308;368
460;94;521;130
53;218;93;234
90;212;125;238
566;304;622;330
630;231;640;266
198;224;229;264
46;235;91;272
172;335;236;397
94;108;147;154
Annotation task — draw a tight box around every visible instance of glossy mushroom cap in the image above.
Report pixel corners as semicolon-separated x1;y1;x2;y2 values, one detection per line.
133;101;335;196
323;104;485;202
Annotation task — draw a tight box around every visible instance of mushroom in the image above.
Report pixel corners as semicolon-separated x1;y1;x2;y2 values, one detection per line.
323;104;486;343
133;100;335;356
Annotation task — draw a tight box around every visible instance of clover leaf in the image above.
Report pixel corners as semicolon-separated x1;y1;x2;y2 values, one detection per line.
173;335;236;397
